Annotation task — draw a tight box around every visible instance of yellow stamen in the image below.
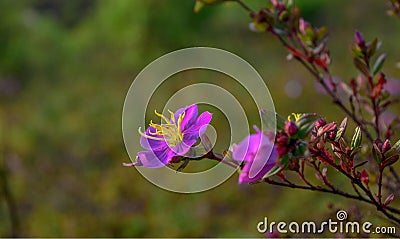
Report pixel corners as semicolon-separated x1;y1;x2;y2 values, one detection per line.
155;110;170;123
177;111;185;131
139;109;186;146
288;113;302;122
138;127;164;141
168;110;175;124
148;120;163;135
293;113;302;122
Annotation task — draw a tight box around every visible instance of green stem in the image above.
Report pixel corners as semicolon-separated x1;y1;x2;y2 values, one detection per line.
234;0;255;16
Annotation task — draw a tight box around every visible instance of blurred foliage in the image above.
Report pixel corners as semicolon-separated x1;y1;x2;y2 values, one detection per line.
0;0;400;237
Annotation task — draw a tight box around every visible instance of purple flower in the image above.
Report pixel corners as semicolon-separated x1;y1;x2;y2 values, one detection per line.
232;130;278;184
354;30;365;47
124;104;212;168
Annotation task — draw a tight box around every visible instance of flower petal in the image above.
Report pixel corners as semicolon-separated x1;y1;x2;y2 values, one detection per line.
173;108;185;123
239;147;278;184
232;133;262;162
177;104;198;131
245;145;278;182
136;149;174;168
170;138;197;155
184;111;212;140
140;127;167;151
232;132;278;184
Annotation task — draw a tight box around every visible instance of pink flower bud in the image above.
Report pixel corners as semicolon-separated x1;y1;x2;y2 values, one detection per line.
299;18;310;35
276;145;288;158
315;118;327;129
354;30;365;47
384;193;395;207
285;121;298;136
382;139;391;153
375;139;383;153
276;134;289;145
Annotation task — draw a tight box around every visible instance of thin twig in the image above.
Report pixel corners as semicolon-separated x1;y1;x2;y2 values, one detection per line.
378;167;384;205
310;162;337;191
188;151;239;169
351;181;363;198
264;178;371;203
317;151;400;224
234;0;256;16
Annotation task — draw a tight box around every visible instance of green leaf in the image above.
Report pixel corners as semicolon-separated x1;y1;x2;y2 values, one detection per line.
392;138;400;153
339;138;349;151
293;142;308;156
262;154;289;179
367;38;378;58
373;143;382;164
353;58;370;76
351;45;364;58
260;109;285;131
281;154;290;165
262;165;283;179
335;117;348;141
385;138;400;160
372;53;386;76
351;126;362;150
296;113;319;139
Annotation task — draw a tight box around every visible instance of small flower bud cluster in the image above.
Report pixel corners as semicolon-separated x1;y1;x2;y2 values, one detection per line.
373;138;400;169
190;0;400;222
275;120;301;157
249;1;330;71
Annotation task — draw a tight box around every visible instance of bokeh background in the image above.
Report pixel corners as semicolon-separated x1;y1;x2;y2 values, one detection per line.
1;0;400;237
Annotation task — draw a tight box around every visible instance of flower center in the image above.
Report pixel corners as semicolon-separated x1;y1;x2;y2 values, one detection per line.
139;110;185;147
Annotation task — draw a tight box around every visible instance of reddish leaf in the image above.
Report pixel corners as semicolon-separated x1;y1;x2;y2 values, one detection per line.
288;47;307;60
382;154;399;168
317;149;334;165
317;122;337;137
371;73;387;99
313;52;330;71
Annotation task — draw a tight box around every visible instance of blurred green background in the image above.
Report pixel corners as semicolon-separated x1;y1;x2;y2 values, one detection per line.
1;0;400;237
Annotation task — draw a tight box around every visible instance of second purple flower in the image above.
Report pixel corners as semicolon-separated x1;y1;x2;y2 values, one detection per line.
232;130;278;184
